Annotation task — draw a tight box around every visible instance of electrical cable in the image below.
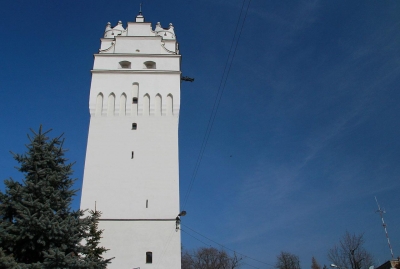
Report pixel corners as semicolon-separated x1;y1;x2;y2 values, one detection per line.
181;0;253;210
145;2;251;265
132;2;260;268
182;224;275;268
181;228;213;247
181;229;262;269
155;227;178;269
181;0;249;209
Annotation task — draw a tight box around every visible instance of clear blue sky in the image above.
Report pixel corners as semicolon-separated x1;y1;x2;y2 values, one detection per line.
1;1;399;268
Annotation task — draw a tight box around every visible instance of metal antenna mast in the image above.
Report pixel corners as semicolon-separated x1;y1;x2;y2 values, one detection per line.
375;196;394;259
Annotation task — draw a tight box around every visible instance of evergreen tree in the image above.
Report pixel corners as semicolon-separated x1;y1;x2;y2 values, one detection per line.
83;210;113;268
0;127;112;268
0;247;18;268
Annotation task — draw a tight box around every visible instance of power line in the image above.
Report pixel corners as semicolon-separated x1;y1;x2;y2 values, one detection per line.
181;228;262;269
156;1;252;263
181;228;213;247
182;0;253;210
182;224;275;268
182;0;251;209
155;228;178;269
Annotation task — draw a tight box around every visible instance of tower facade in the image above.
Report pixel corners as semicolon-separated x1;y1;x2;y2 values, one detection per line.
80;12;181;268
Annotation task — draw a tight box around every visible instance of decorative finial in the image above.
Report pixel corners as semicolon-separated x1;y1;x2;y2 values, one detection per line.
135;3;145;22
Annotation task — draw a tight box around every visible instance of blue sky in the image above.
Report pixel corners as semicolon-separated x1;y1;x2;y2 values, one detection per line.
1;1;399;268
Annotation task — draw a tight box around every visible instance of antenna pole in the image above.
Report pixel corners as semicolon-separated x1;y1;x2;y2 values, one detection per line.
375;196;394;259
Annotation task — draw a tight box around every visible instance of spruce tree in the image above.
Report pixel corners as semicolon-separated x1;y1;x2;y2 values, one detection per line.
83;210;113;268
0;127;112;268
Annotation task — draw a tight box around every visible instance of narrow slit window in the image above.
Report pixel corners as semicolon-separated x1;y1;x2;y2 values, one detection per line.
146;199;148;208
132;97;138;104
132;123;137;130
131;151;134;159
146;252;152;264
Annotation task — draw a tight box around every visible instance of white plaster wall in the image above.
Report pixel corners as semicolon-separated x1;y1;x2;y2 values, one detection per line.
99;221;181;269
81;115;180;219
114;37;170;54
81;19;182;269
100;39;115;52
127;22;154;36
163;40;177;53
100;27;177;55
93;54;180;71
87;72;181;116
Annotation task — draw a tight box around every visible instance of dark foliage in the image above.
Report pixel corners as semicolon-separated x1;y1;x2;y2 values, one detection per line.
0;127;112;268
83;210;113;267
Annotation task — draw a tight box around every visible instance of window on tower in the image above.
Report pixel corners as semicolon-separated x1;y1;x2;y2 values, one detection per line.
132;123;137;130
146;252;153;264
132;97;138;104
143;61;156;69
119;61;131;69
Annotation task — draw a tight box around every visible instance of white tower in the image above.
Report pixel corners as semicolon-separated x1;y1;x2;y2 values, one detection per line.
80;11;182;269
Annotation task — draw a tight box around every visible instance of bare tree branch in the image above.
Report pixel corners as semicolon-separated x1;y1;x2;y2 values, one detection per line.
182;247;242;269
328;232;374;269
276;252;301;269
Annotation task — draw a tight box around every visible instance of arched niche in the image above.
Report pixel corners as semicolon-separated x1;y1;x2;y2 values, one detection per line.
95;93;103;116
108;93;115;116
167;94;173;116
143;94;150;116
120;93;127;116
132;83;139;116
155;94;162;116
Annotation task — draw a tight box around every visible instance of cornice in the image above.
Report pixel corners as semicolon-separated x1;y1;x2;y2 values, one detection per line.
91;69;181;74
93;53;181;58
